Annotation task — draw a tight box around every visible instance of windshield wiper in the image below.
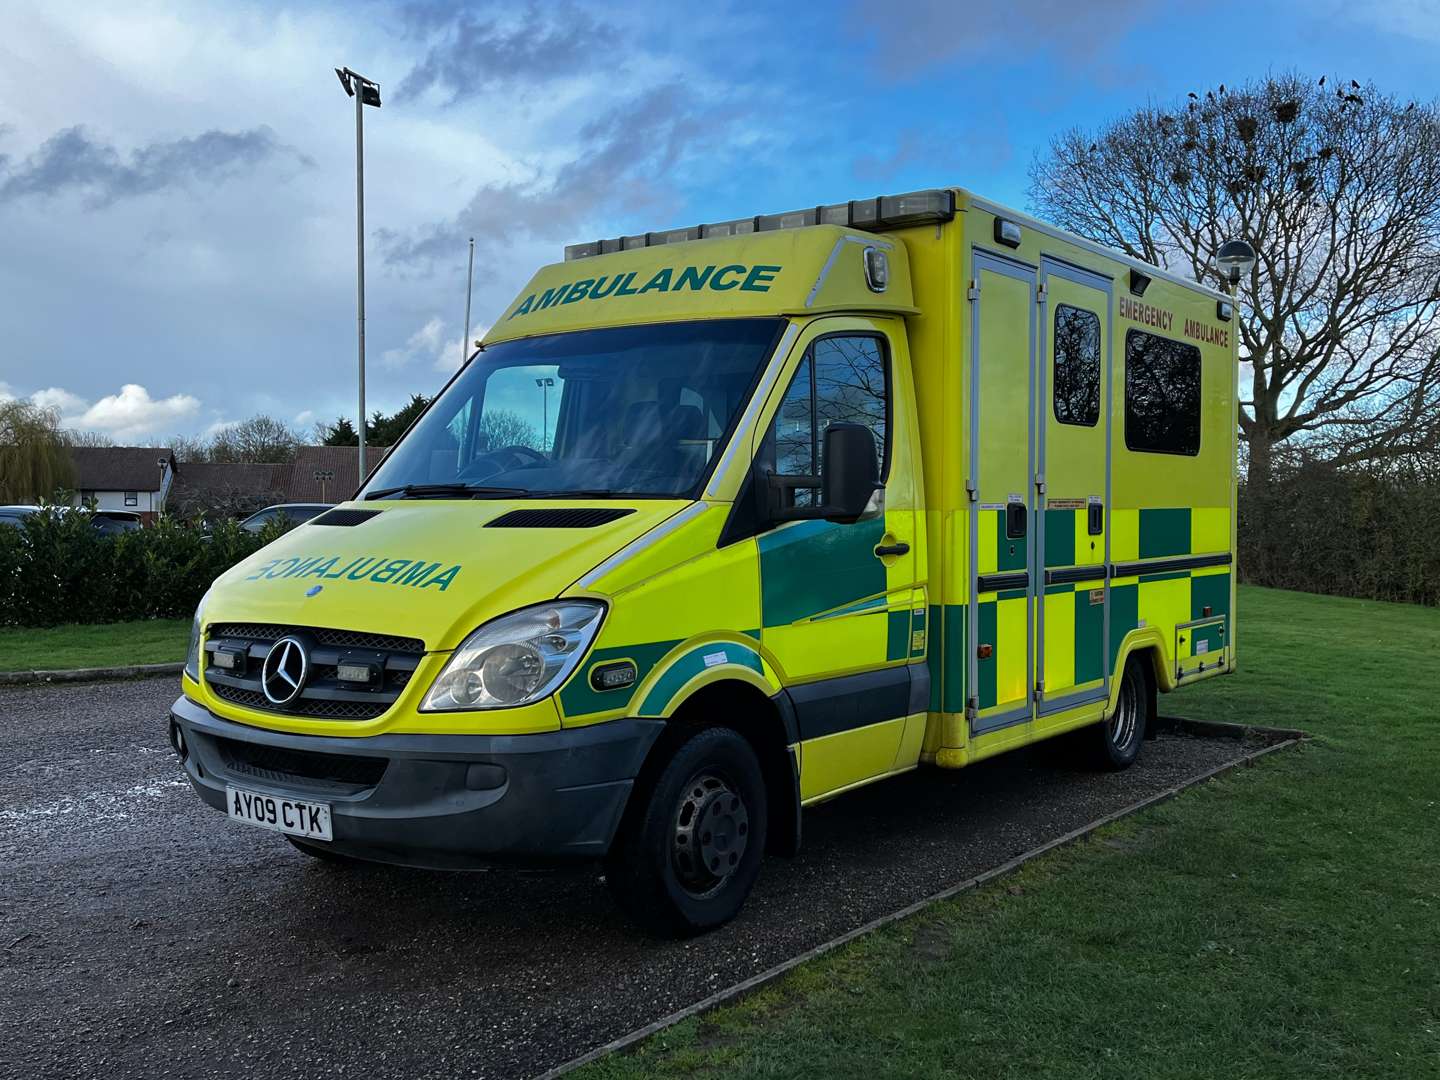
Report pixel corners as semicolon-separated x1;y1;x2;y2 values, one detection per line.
522;489;647;499
364;483;530;501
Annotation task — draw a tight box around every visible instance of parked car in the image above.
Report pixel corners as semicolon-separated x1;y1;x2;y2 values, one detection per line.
238;503;332;533
0;505;140;534
91;510;143;535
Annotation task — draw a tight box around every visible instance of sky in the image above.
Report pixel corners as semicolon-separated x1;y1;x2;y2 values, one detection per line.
0;0;1436;445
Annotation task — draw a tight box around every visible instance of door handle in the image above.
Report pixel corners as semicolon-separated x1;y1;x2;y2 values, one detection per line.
874;542;910;558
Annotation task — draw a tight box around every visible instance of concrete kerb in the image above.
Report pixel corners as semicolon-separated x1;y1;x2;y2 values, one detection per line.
0;662;184;686
535;717;1306;1080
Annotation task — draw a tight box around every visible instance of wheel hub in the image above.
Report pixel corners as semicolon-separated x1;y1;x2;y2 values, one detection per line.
1110;676;1139;752
672;773;749;894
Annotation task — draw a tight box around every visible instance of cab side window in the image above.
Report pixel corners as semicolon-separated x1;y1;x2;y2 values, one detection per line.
769;334;889;506
1053;304;1101;427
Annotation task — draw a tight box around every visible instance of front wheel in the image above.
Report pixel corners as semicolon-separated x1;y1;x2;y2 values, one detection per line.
1088;656;1149;770
605;726;768;937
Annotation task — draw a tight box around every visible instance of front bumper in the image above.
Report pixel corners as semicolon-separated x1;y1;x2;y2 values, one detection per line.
169;694;663;867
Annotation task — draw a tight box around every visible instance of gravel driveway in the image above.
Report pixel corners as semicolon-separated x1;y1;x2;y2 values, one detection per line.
1;677;1258;1079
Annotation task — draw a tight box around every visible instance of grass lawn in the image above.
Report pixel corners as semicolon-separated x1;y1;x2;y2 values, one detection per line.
581;586;1440;1079
0;618;190;672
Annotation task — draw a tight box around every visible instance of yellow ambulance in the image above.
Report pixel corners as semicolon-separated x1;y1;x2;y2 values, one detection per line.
170;188;1243;934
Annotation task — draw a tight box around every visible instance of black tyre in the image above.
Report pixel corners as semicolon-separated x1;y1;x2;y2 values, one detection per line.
605;726;768;937
1089;656;1149;770
286;836;364;864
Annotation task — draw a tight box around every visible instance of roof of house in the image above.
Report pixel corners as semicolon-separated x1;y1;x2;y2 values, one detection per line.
171;461;291;498
166;446;390;510
285;445;388;502
69;447;174;492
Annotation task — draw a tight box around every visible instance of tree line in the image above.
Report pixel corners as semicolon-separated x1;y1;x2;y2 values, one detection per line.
0;396;436;502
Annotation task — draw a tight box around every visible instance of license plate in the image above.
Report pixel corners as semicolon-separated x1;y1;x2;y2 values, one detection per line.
225;785;332;841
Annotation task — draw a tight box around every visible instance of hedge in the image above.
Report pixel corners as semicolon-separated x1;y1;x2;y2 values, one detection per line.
1239;462;1440;607
0;508;280;628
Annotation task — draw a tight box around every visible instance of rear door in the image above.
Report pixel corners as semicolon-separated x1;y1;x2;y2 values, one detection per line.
967;253;1037;733
1036;260;1112;712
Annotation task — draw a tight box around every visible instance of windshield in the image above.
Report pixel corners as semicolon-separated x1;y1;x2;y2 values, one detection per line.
362;318;784;500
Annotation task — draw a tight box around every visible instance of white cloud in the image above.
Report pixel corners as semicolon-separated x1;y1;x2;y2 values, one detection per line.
380;316;481;374
293;409;316;428
0;382;15;403
18;382;201;440
1323;0;1440;43
381;316;447;370
30;387;88;414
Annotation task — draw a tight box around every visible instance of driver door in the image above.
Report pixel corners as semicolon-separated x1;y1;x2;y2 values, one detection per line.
753;318;919;799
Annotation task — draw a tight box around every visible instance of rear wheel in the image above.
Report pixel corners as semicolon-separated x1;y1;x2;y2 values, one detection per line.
605;726;768;937
1089;656;1149;770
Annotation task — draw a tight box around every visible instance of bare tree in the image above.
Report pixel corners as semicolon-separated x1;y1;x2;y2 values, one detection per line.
1029;73;1440;485
476;409;540;452
61;430;115;448
166;434;209;463
208;415;301;464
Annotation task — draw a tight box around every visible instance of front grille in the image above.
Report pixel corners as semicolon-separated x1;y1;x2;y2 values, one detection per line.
204;622;423;722
209;623;425;654
214;734;387;788
210;683;390;721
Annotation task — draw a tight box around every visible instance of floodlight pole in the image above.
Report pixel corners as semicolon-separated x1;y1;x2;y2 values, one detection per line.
353;82;368;480
337;66;381;481
462;237;475;367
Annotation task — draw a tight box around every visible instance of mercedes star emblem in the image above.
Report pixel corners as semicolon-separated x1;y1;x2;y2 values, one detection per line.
261;636;309;705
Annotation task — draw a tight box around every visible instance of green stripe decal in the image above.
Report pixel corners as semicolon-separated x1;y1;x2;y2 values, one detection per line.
559;639;682;717
812;594;888;621
1191;572;1230;621
927;605;943;711
1044;508;1076;568
1139;507;1191;559
995;509;1026;572
977;600;998;710
638;642;764;716
1109;582;1138;669
759;517;887;627
1075;588;1105;684
887;610;911;662
942;603;966;713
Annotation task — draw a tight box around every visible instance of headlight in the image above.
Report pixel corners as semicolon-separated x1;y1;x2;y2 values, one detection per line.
184;591;208;682
422;601;605;712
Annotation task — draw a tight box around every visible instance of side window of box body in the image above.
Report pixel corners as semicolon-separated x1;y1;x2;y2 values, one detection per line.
1123;329;1202;456
1053;304;1101;428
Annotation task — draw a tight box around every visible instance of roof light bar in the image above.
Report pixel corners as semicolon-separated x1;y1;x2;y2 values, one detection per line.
564;188;956;260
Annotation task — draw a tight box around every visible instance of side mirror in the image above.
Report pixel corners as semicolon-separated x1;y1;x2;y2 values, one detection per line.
820;422;879;521
766;422;879;524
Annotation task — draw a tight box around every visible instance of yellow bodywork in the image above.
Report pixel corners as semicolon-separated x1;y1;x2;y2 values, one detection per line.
191;191;1238;807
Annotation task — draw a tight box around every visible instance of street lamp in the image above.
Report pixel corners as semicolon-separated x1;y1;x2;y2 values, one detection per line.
313;468;334;502
536;376;555;451
335;66;382;480
1216;239;1257;291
